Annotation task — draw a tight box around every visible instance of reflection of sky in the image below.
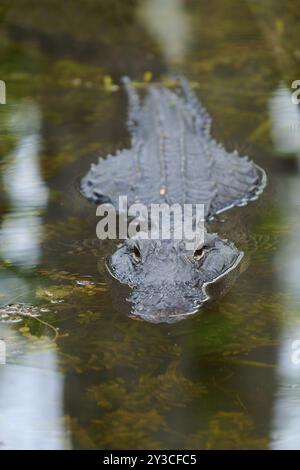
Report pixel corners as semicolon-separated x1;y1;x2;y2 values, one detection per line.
0;102;69;449
0;101;48;268
0;335;70;450
138;0;191;64
271;192;300;449
269;83;300;157
269;91;300;449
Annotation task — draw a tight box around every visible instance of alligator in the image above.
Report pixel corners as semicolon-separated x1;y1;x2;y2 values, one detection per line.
81;77;266;323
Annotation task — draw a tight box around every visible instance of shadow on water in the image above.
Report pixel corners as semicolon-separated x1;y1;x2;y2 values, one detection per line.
0;0;300;449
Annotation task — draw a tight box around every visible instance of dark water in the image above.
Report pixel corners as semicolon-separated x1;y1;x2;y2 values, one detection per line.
0;0;300;449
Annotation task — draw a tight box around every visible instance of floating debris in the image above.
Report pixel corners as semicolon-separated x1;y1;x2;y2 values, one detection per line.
50;299;64;304
0;303;40;323
76;280;95;286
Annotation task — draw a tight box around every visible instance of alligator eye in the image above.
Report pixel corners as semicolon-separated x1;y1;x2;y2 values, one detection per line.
193;245;206;261
132;245;142;263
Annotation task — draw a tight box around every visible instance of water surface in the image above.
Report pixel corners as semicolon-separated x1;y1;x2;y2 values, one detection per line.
0;0;300;450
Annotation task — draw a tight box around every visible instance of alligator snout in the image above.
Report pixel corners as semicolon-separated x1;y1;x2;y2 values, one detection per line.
106;234;242;322
129;282;208;323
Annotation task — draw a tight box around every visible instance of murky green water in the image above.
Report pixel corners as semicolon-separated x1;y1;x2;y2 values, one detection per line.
0;0;300;450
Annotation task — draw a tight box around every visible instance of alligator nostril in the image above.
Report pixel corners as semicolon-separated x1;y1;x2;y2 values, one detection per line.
93;191;111;204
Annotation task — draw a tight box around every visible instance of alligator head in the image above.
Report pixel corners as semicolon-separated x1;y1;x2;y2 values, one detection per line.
106;232;242;323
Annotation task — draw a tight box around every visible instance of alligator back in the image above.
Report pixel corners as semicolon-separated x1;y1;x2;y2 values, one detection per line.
81;77;266;220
